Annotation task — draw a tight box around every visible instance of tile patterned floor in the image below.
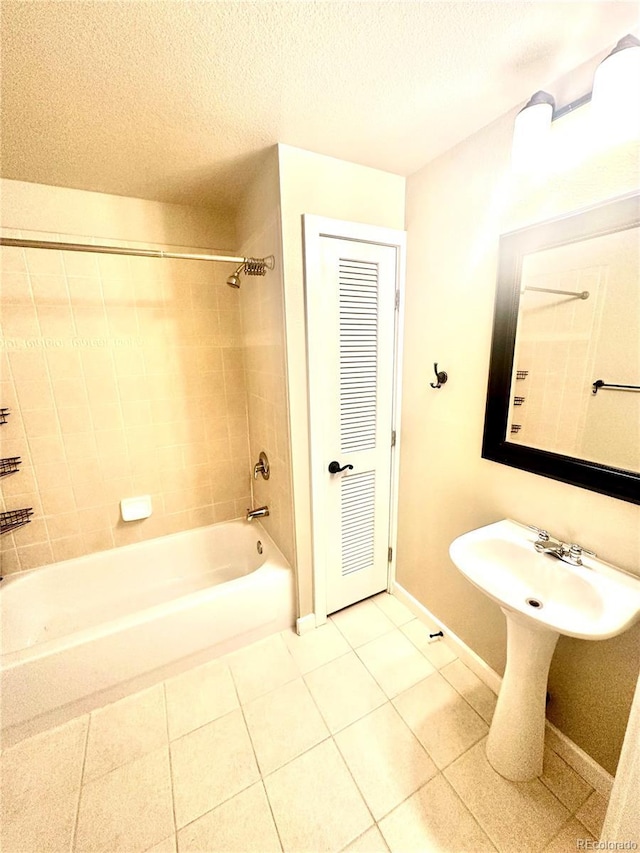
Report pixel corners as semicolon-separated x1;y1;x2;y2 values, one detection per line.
0;593;605;853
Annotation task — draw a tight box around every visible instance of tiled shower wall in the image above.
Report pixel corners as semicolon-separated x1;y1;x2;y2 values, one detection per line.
0;228;251;576
237;151;295;568
239;217;294;567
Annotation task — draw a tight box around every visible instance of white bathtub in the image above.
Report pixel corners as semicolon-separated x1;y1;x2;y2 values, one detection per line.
0;520;294;742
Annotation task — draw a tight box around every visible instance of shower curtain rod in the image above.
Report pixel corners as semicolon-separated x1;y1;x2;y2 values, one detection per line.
0;236;250;265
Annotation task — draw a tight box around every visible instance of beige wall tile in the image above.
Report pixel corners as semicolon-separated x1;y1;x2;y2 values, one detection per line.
40;485;76;515
52;377;88;408
17;541;54;570
45;511;81;540
36;304;76;338
51;534;86;562
24;247;64;276
18;408;59;438
27;433;65;466
1;547;21;576
9;350;49;383
1;271;32;304
3;187;254;571
15;379;55;411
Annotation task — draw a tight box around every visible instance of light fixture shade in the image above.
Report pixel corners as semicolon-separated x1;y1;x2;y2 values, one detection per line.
511;91;555;174
592;34;640;144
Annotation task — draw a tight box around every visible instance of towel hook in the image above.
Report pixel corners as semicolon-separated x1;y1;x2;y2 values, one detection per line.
430;363;448;389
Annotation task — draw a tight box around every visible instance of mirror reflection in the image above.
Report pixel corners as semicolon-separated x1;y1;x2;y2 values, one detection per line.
508;226;640;472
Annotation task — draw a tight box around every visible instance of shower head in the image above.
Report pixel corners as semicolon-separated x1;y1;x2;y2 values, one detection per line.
226;263;244;288
226;256;275;288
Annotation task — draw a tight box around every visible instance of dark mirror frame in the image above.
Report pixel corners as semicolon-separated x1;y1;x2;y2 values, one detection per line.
482;191;640;506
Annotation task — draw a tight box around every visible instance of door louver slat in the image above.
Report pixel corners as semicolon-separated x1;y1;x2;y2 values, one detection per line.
339;259;378;454
341;470;376;577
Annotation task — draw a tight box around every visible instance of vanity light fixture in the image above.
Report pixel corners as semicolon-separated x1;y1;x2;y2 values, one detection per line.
511;90;555;174
591;34;640;143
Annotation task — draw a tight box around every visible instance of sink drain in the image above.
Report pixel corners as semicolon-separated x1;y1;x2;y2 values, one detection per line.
526;597;543;609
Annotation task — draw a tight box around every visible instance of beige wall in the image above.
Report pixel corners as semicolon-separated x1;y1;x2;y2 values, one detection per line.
1;180;251;575
398;104;640;774
277;144;405;618
236;149;295;567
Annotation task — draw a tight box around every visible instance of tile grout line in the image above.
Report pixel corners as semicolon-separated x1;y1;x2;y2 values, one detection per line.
540;813;586;853
161;682;179;848
226;659;285;853
537;767;594;816
70;714;92;853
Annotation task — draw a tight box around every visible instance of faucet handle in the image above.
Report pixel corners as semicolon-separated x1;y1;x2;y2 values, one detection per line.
569;543;596;564
527;525;549;541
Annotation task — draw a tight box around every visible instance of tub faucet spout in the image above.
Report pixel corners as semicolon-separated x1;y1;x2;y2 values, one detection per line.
246;505;269;521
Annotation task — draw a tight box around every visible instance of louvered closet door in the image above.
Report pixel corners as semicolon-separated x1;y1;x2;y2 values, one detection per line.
315;237;397;615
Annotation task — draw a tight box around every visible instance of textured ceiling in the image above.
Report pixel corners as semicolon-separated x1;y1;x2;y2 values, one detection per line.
1;1;638;219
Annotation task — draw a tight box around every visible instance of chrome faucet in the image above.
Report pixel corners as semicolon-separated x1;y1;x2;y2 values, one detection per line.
246;505;269;522
528;526;595;566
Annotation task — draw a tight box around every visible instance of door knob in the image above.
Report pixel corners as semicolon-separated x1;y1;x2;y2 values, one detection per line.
328;461;354;474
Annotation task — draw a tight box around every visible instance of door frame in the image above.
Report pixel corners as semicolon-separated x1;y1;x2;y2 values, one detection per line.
302;215;407;625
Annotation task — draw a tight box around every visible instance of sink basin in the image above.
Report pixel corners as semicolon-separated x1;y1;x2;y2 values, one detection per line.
449;519;640;640
449;519;640;782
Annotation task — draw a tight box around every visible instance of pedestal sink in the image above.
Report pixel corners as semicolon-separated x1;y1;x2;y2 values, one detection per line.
449;520;640;782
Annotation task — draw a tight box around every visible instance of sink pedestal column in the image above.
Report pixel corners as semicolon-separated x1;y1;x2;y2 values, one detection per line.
486;608;559;782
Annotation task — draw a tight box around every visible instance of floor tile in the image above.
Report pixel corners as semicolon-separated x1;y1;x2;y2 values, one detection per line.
264;739;373;852
444;740;570;852
75;747;174;853
83;684;167;782
342;825;389;852
170;708;259;828
177;782;281;852
379;774;496;853
164;658;238;740
243;677;329;774
227;633;300;704
393;671;488;768
356;629;436;698
576;790;609;839
330;598;395;648
542;817;595;852
540;748;593;813
1;716;88;853
440;659;497;724
304;651;387;733
334;702;437;820
372;593;414;626
144;836;176;853
281;621;350;674
401;619;458;669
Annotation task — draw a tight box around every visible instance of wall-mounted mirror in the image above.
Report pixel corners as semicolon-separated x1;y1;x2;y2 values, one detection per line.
482;191;640;505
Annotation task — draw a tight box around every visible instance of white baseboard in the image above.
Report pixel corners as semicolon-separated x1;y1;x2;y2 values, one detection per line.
392;582;614;799
296;613;316;636
392;583;501;693
545;721;614;798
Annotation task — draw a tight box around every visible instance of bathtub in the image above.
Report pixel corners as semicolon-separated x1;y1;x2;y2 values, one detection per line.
0;520;294;742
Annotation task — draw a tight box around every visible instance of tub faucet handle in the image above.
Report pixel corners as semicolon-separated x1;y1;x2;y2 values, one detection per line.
253;451;270;480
